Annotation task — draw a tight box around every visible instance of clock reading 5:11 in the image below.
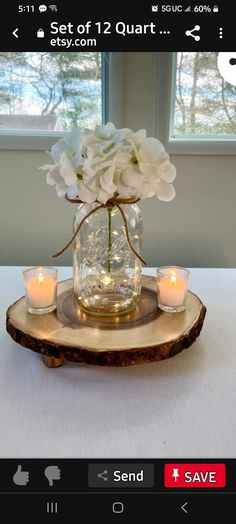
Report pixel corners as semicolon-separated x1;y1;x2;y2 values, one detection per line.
18;5;35;12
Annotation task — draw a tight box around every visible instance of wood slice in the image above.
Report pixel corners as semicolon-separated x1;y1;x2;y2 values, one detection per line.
6;276;206;367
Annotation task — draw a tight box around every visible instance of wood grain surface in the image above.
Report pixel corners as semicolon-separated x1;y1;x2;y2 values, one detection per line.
6;276;207;367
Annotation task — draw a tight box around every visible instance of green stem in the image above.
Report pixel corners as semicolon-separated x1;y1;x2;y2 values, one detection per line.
107;207;112;273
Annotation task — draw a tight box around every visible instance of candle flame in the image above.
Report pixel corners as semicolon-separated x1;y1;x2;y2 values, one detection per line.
38;272;44;286
169;269;177;285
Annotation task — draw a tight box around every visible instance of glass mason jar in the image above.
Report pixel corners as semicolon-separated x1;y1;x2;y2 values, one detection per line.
73;202;143;316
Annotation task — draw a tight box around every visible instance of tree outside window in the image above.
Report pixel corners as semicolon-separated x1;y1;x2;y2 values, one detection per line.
172;52;236;137
0;52;102;131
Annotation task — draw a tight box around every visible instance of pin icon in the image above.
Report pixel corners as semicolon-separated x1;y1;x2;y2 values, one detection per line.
44;465;61;486
13;465;30;486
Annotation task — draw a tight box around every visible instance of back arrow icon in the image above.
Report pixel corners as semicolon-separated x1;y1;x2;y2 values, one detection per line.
181;502;188;514
12;28;19;38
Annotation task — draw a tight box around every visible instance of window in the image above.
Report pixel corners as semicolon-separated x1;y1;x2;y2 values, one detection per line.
0;52;102;131
0;51;110;149
156;52;236;154
172;52;236;138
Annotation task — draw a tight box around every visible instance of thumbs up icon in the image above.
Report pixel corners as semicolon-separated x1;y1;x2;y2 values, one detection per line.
13;465;30;486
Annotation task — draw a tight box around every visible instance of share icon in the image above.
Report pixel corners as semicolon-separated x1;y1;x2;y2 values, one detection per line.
185;25;201;41
97;469;108;482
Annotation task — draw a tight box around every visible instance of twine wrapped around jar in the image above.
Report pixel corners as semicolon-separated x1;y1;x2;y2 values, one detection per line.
52;196;147;266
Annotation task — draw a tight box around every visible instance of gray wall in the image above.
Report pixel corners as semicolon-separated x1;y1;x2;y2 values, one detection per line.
1;52;236;267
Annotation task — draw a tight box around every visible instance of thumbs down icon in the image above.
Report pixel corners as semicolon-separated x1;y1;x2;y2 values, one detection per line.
44;465;61;486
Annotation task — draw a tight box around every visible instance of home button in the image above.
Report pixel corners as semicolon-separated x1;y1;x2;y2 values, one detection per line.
112;502;124;514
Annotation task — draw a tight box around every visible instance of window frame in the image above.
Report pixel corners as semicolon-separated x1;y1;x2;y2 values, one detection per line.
156;52;236;155
0;52;121;151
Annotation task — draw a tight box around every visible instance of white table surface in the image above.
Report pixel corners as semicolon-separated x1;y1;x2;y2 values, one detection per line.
1;266;236;458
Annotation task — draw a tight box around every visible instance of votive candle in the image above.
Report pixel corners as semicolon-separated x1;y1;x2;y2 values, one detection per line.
23;267;57;314
157;266;189;313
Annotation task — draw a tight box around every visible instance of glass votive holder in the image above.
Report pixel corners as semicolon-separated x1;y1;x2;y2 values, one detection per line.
23;267;57;314
157;266;190;313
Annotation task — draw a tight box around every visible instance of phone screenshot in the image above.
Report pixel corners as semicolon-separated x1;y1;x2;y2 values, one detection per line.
0;0;235;521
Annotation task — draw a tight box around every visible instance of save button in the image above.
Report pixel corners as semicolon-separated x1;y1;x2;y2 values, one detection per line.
164;463;226;488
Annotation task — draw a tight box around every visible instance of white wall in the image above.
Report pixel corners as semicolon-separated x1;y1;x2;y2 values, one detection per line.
1;52;236;267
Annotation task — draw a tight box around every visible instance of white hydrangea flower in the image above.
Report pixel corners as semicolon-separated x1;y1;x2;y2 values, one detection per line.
39;152;78;198
39;122;176;204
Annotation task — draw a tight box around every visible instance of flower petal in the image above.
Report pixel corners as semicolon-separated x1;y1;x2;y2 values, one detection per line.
97;189;114;204
100;170;117;193
154;180;176;202
55;183;68;198
64;128;81;149
116;178;138;199
50;139;68;163
77;181;97;203
113;152;132;166
38;164;54;171
122;167;142;188
139;155;169;180
132;129;147;145
66;185;78;199
137;183;155;199
59;152;77;186
95;122;116;139
159;161;177;183
46;167;63;186
138;137;165;163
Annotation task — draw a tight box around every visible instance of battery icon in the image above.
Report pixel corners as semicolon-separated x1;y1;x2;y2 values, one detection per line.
213;5;219;12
